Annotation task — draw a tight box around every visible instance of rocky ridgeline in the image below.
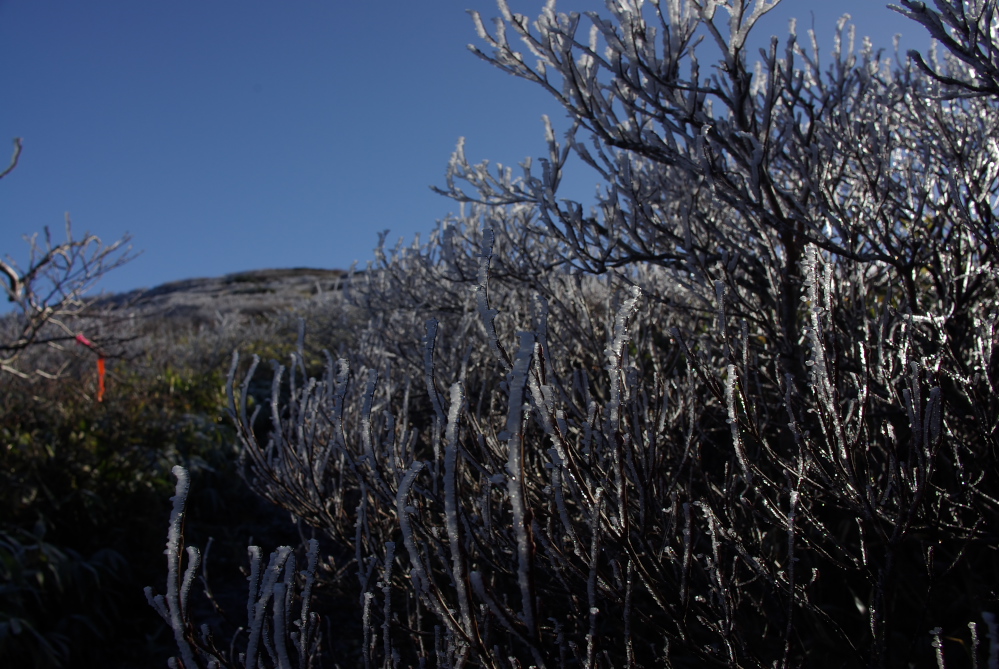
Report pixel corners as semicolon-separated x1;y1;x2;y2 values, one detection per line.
96;267;350;324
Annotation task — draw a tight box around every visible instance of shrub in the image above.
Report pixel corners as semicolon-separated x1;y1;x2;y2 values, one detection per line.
154;1;999;667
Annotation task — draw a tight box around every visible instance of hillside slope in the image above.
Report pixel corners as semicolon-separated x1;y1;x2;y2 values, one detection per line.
96;267;349;323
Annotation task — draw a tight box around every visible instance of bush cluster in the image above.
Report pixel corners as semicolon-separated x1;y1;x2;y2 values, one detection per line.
148;2;998;668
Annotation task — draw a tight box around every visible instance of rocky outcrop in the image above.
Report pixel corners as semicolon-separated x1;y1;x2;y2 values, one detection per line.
96;267;350;323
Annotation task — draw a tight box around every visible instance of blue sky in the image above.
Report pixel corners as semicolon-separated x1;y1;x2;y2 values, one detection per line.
1;1;928;300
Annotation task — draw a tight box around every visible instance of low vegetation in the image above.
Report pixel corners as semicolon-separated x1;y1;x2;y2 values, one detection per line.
0;292;352;667
3;1;998;667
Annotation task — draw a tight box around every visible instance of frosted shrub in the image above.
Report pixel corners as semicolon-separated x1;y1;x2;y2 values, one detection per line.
157;1;998;666
226;228;995;666
145;466;322;669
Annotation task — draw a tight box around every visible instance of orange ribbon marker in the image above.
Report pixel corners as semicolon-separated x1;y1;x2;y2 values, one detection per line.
75;333;107;402
96;357;106;402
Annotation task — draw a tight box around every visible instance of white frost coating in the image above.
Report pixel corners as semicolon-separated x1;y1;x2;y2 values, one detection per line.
144;587;169;621
715;280;730;360
725;364;752;483
804;246;847;464
443;382;475;639
698;501;732;630
180;545;201;620
601;286;641;521
528;362;585;511
270;362;285;453
246;546;293;669
931;626;946;669
164;465;198;669
970;621;982;668
604;286;642;429
504;331;538;637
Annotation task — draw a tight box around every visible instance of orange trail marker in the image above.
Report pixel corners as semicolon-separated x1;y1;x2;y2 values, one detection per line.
75;332;106;401
96;357;106;402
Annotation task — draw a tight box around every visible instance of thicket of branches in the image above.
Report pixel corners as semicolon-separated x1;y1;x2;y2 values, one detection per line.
0;136;136;380
151;1;998;667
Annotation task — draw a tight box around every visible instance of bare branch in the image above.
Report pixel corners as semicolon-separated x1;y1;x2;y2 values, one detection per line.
0;137;22;181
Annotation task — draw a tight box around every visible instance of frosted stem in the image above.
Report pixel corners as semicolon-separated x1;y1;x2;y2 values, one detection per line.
180;545;202;621
725;364;752;484
504;331;537;638
246;546;293;669
164;465;199;669
444;382;475;641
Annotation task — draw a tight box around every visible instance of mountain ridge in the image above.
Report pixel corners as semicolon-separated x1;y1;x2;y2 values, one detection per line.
96;267;350;322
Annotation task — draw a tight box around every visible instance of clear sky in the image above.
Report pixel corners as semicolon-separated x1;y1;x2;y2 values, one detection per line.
1;0;929;300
